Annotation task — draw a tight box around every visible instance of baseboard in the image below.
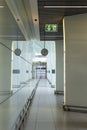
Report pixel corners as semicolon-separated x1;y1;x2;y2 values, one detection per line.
13;85;20;88
63;105;87;113
54;90;64;95
0;90;13;95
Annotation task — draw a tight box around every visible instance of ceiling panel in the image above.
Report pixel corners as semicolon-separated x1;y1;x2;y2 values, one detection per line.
0;0;25;40
1;0;87;41
38;0;87;41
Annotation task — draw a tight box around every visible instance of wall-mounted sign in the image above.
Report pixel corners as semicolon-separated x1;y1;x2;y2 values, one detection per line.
45;24;58;32
52;69;55;74
13;69;20;74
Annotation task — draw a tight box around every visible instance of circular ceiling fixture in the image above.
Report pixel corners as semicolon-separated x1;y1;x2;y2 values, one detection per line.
41;25;48;56
14;48;21;56
14;29;21;56
41;48;48;56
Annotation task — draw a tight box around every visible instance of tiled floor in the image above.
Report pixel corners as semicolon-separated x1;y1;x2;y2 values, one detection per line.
24;79;87;130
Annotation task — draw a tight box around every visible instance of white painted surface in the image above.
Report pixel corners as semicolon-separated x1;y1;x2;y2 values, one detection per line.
12;41;32;86
0;39;12;93
55;40;64;91
46;41;56;86
63;13;87;106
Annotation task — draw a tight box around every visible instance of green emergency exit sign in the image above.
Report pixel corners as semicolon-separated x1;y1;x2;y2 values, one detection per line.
45;24;58;32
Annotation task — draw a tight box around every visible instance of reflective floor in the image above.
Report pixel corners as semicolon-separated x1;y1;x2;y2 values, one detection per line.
0;80;37;104
24;79;87;130
0;79;38;130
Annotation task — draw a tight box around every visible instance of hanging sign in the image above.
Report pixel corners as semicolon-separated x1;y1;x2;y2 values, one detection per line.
45;24;58;32
41;48;48;56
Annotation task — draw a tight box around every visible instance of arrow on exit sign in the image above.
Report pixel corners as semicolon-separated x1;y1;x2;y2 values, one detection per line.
45;24;58;32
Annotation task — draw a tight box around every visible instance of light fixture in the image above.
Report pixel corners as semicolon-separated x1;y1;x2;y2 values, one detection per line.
41;25;48;56
14;30;21;56
41;48;48;56
44;6;87;8
14;48;21;56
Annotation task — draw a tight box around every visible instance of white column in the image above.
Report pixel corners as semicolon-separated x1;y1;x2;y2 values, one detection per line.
0;39;12;94
55;40;64;94
63;13;87;111
46;41;56;87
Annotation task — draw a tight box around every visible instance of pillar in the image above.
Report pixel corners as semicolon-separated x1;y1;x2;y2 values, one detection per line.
46;41;56;87
55;40;64;94
0;39;12;94
63;13;87;112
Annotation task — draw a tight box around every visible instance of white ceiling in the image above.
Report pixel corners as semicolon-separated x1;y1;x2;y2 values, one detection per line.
0;0;25;40
0;0;40;41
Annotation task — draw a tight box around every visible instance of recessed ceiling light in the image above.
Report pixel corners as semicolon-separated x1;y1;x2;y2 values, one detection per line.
44;6;87;8
0;6;5;8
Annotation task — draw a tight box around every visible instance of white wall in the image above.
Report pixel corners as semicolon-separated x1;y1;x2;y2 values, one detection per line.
12;41;32;86
12;40;56;87
46;41;56;86
63;13;87;106
55;40;64;92
0;39;12;93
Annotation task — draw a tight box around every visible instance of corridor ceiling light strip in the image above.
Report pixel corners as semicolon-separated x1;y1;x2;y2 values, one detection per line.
44;6;87;8
44;35;63;37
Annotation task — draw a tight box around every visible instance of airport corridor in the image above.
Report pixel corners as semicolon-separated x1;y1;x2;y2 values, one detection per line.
24;79;87;130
